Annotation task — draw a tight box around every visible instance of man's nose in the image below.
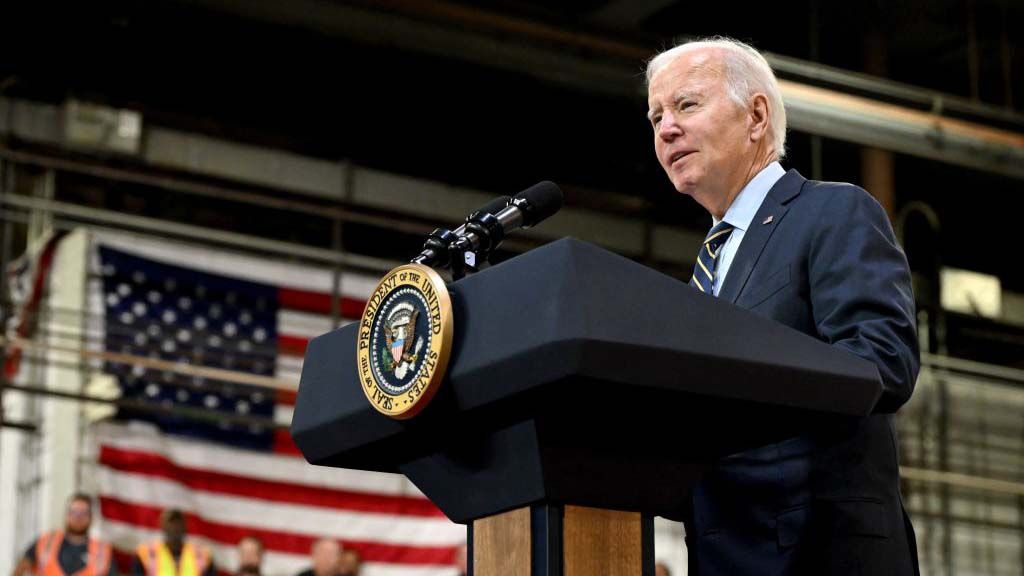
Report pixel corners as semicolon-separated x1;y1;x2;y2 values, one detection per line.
657;111;681;140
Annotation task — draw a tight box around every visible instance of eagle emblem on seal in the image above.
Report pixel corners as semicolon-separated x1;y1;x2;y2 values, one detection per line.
381;302;424;379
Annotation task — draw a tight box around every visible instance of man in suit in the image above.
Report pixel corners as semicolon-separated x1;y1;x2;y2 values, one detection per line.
646;38;919;575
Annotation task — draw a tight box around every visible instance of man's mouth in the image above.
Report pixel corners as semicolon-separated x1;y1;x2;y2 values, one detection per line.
669;150;694;167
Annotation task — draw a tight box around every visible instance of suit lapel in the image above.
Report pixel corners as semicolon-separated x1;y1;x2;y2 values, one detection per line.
717;170;806;304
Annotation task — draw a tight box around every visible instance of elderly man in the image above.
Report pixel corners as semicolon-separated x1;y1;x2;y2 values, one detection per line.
293;539;341;576
337;550;361;576
11;494;114;576
646;38;919;575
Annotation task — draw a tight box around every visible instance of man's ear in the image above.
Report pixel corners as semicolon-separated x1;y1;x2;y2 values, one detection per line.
749;93;770;143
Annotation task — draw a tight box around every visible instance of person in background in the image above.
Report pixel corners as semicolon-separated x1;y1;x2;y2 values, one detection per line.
293;539;340;576
337;550;361;576
132;509;215;576
11;493;115;576
236;536;264;576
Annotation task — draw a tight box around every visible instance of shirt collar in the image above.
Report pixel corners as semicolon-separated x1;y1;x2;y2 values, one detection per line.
712;161;786;231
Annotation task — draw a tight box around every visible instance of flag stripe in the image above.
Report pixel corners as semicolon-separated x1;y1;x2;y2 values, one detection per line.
99;445;444;517
95;423;422;496
277;335;310;358
272;428;301;455
100;498;458;565
96;473;458;547
278;288;366;318
273;355;304;384
274;405;294;427
277;310;340;339
275;389;298;406
4;232;66;378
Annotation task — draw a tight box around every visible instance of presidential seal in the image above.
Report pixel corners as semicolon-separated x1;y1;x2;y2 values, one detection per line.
356;263;453;419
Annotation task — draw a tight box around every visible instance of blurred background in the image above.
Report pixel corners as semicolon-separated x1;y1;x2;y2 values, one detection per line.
1;1;1022;575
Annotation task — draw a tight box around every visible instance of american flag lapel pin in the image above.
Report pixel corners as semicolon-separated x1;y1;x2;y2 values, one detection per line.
762;215;774;225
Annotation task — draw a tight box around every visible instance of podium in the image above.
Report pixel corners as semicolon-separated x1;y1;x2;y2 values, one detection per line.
291;238;882;575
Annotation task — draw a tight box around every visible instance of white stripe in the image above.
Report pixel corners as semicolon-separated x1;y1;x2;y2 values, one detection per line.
274;358;301;381
274;355;304;381
352;561;460;576
279;310;338;339
92;231;378;298
95;422;422;496
274;404;294;426
95;468;464;546
100;521;459;576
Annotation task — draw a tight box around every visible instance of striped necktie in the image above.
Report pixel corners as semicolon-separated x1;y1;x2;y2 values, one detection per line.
692;221;735;295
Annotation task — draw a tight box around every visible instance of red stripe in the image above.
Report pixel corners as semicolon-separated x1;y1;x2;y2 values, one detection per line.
272;428;301;456
275;389;297;406
100;498;457;566
277;335;309;357
112;549;136;576
278;288;365;317
4;232;67;379
99;445;444;517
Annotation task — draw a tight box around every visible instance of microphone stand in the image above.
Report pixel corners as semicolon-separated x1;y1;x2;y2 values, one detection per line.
449;244;468;281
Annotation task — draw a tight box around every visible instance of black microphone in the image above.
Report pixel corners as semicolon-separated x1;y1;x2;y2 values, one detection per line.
411;195;512;267
452;181;564;258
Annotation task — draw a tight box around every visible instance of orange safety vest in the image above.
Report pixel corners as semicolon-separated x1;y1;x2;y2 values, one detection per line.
136;541;211;576
34;531;112;576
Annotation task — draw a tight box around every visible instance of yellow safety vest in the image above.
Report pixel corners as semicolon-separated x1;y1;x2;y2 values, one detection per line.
136;541;210;576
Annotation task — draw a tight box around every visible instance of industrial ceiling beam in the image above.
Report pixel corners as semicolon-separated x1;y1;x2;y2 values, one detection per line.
172;0;1024;180
586;0;679;27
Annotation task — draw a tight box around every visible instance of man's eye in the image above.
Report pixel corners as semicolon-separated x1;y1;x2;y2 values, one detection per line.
679;101;695;111
651;115;662;127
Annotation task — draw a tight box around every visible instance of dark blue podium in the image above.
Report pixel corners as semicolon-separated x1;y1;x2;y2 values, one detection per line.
291;238;881;575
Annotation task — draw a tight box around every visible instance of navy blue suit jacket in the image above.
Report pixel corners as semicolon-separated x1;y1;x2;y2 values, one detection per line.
687;170;920;575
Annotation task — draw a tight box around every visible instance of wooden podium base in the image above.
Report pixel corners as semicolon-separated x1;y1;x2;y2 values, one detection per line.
470;505;654;576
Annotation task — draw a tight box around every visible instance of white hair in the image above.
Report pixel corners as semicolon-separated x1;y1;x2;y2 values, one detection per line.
646;37;787;160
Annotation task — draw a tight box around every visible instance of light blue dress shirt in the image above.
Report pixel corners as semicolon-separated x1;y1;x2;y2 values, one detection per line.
710;161;786;296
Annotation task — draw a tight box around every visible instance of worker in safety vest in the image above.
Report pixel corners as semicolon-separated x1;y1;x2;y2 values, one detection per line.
131;510;215;576
10;493;115;576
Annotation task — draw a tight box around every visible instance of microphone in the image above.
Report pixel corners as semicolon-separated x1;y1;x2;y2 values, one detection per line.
451;181;563;258
411;195;511;267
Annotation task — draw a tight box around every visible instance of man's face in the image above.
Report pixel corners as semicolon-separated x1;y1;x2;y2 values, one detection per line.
647;48;753;204
64;500;91;536
238;539;263;569
162;516;186;546
338;550;361;576
311;540;341;576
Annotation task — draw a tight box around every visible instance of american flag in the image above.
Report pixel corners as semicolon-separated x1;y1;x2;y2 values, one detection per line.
98;245;280;450
83;231;465;576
